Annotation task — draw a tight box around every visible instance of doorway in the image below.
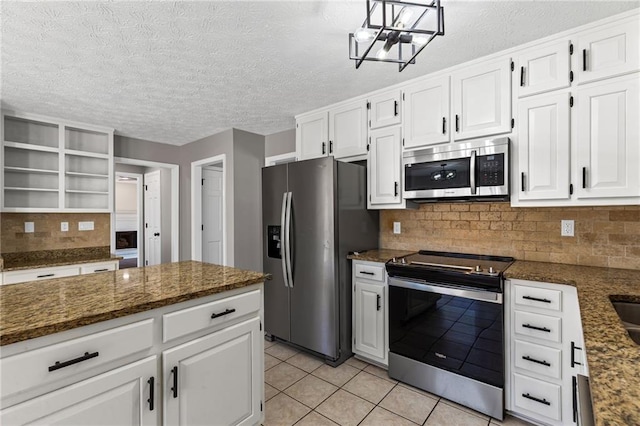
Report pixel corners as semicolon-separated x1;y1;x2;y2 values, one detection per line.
114;172;143;268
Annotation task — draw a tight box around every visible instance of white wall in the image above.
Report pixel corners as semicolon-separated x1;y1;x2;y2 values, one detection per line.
115;181;137;213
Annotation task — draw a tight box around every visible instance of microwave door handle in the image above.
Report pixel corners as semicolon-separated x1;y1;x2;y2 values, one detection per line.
470;150;477;195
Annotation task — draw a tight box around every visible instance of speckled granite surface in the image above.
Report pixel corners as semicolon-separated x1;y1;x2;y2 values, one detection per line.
1;247;121;272
505;261;640;426
347;249;416;263
0;261;267;346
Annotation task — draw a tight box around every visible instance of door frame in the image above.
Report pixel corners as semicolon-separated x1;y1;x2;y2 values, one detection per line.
114;171;144;267
191;154;228;266
113;157;180;262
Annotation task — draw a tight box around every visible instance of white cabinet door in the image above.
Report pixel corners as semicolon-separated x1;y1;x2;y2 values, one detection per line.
0;357;157;426
517;40;571;98
296;111;329;161
403;76;450;149
452;59;512;140
517;93;571;201
368;126;402;206
163;317;262;426
330;99;368;159
576;74;640;199
369;90;402;129
353;280;385;361
575;19;640;85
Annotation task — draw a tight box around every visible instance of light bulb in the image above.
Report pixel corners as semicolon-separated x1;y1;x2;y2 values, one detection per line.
376;48;388;60
397;7;414;26
354;28;374;43
412;36;428;46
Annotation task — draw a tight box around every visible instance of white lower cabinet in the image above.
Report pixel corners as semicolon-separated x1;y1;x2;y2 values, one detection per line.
506;279;588;426
352;260;388;367
163;317;262;426
0;356;157;426
2;260;119;285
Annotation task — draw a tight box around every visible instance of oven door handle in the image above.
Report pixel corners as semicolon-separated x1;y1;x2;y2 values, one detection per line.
388;277;503;304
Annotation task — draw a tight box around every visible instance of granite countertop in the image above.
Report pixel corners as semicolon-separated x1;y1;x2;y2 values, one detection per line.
347;248;416;263
0;261;268;346
505;261;640;426
0;247;121;272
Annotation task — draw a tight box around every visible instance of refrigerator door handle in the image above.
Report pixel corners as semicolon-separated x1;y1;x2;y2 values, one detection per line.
280;192;290;287
285;191;294;288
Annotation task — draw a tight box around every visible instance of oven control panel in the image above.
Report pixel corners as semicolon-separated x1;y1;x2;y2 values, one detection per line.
477;154;505;187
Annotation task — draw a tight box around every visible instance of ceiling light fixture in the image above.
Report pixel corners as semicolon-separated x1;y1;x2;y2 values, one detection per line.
349;0;444;72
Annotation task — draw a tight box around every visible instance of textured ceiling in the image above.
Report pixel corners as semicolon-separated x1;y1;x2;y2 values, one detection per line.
1;1;639;146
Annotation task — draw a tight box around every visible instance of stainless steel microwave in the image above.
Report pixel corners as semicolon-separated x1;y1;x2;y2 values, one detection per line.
403;137;510;201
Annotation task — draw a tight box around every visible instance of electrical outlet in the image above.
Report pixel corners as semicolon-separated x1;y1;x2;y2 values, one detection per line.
561;220;575;237
393;222;401;234
61;222;69;232
24;222;34;233
78;221;94;231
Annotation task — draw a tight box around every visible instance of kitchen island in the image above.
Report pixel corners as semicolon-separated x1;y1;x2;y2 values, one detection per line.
0;261;267;425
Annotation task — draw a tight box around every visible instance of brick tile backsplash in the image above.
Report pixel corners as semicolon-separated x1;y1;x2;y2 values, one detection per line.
0;213;110;253
380;203;640;270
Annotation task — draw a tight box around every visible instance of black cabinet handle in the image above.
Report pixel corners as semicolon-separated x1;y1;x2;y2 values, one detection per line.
171;366;178;398
442;117;446;134
522;355;551;367
520;66;525;86
376;294;381;311
582;49;587;71
48;351;99;372
455;114;460;132
582;167;587;189
521;172;526;192
37;273;55;278
522;323;551;333
571;341;583;368
322;142;326;155
94;268;109;272
522;393;551;406
147;376;155;411
394;181;399;197
522;295;551;304
211;308;236;319
394;100;399;116
360;271;375;276
154;232;160;237
329;140;333;154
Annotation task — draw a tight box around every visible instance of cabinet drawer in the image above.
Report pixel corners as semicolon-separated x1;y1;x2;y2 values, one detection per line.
514;310;562;343
513;373;561;421
2;266;80;285
0;319;154;400
514;340;562;379
163;289;261;342
80;261;118;274
514;284;562;312
354;263;384;282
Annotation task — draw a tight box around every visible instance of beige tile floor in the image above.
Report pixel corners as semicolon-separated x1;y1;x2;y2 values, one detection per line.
264;340;535;426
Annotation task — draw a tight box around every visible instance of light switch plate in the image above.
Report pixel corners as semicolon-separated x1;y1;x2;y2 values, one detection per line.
393;222;401;234
24;222;34;233
61;222;69;232
78;221;94;231
561;220;574;237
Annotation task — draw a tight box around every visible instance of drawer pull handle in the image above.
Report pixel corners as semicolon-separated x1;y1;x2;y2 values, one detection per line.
522;393;551;406
211;308;236;319
48;351;99;372
147;376;155;411
94;268;109;272
171;366;178;398
37;273;55;278
522;295;551;304
522;323;551;333
522;355;551;367
360;271;375;276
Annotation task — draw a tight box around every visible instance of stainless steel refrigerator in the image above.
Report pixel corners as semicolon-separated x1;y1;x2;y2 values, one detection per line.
262;157;378;365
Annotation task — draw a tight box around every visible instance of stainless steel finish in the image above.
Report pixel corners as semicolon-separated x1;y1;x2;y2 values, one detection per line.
389;277;503;304
470;149;477;194
284;191;293;288
611;301;640;345
389;352;504;420
577;374;595;426
281;192;289;288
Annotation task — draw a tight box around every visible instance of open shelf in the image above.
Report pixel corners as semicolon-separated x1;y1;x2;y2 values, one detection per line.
64;148;110;159
3;141;60;153
4;116;59;149
66;189;109;194
65;171;109;178
5;166;60;175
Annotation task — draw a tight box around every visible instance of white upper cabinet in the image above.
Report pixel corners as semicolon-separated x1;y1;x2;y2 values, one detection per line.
518;93;571;201
296;111;328;161
452;59;512;141
329;99;368;159
575;74;640;199
575;18;640;85
402;76;450;149
368;126;403;207
517;40;571;98
369;90;402;129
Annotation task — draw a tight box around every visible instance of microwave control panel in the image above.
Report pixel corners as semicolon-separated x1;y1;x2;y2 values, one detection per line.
477;153;505;186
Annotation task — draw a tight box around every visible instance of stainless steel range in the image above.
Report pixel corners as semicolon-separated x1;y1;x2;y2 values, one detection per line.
386;250;514;420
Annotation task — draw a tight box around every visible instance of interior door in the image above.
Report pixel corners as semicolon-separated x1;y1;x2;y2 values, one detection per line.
144;171;161;266
202;167;223;265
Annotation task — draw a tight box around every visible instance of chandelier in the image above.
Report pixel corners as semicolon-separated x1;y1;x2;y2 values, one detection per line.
349;0;444;72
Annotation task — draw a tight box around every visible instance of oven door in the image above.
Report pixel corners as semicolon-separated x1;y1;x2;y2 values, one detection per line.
388;278;504;389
